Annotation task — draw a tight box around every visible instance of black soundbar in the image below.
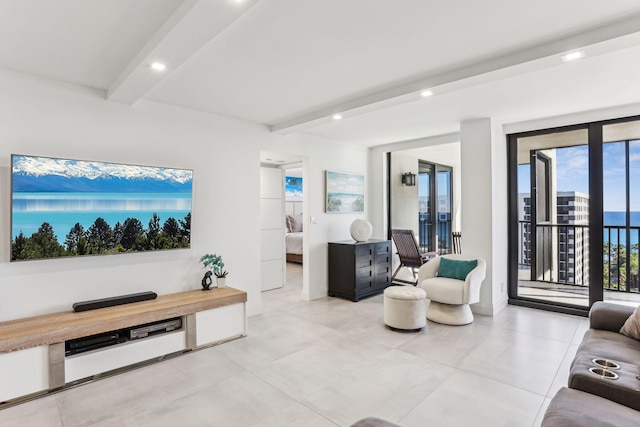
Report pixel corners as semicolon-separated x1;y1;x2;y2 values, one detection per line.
72;291;158;312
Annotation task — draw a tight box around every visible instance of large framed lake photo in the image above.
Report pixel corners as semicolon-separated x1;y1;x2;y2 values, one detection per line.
11;155;193;261
325;170;364;213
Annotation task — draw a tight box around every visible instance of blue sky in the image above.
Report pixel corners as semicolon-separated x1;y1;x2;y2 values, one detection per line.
13;155;192;193
518;141;640;212
13;155;192;184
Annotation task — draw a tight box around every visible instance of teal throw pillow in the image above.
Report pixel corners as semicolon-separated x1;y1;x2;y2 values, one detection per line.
437;258;478;281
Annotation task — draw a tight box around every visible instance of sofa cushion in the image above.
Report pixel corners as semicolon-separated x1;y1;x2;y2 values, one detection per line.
575;329;640;365
542;387;640;427
590;301;636;332
620;304;640;340
437;257;477;280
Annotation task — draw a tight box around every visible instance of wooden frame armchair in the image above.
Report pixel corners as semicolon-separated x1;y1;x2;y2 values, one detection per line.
452;231;462;254
390;229;436;285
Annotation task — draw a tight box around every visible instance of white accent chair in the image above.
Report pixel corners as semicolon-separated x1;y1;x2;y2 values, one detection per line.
417;254;486;325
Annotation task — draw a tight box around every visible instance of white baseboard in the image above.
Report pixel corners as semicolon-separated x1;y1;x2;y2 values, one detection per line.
306;288;328;301
472;297;508;316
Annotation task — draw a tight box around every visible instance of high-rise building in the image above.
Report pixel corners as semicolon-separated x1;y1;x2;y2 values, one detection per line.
557;191;589;285
519;191;589;285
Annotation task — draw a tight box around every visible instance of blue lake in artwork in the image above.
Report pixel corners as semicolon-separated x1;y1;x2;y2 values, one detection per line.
12;192;191;241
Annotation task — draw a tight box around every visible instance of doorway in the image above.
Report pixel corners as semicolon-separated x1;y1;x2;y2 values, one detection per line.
508;116;640;314
387;145;460;281
259;151;307;300
418;161;453;254
283;164;304;290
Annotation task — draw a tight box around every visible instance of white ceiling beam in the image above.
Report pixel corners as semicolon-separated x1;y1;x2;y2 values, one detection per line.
107;0;260;105
372;132;461;154
271;12;640;135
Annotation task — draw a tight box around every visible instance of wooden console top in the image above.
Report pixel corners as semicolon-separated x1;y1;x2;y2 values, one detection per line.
0;287;247;354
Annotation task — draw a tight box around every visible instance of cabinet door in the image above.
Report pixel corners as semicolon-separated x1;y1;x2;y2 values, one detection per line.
0;346;48;401
195;304;245;346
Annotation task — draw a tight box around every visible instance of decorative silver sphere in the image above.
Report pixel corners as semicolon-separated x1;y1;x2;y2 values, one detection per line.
350;219;373;242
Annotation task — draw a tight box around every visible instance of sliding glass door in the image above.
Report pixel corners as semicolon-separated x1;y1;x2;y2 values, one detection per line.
509;116;640;314
602;121;640;304
418;161;452;254
512;129;591;309
437;168;452;253
418;162;434;253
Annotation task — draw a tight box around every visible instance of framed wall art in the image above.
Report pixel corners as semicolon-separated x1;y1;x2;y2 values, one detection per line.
325;170;364;213
11;154;193;261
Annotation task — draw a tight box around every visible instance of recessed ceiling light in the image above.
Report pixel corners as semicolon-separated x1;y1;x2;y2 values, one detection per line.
420;90;434;97
150;62;167;72
332;114;343;121
561;51;585;62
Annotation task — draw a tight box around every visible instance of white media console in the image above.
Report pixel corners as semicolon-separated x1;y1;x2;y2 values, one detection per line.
0;287;247;404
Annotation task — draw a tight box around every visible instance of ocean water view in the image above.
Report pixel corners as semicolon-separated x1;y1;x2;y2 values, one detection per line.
12;192;191;241
604;211;640;247
604;211;640;226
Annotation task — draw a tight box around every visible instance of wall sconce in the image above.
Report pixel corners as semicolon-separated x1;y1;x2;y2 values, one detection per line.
401;172;416;186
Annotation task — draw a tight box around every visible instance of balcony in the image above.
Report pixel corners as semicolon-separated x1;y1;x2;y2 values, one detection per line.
518;221;640;305
418;217;452;254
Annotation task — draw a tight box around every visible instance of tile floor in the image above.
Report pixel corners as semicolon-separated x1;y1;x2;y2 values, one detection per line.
0;263;589;427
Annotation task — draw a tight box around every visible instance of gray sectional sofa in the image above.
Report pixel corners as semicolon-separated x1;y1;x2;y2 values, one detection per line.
542;302;640;426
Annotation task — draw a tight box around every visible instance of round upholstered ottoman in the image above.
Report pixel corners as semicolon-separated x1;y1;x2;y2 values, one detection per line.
383;286;427;331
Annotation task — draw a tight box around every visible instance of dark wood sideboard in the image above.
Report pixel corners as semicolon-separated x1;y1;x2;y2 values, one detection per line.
328;239;392;301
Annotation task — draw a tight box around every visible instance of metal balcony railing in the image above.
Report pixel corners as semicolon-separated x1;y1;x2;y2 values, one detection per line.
518;221;640;293
418;218;452;254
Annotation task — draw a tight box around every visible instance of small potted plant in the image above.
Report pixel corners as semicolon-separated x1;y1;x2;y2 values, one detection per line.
200;253;228;289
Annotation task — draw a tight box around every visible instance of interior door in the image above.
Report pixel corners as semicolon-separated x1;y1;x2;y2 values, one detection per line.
260;167;284;291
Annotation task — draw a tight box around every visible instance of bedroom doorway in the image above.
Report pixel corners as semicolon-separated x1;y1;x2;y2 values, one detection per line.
283;164;304;290
260;151;307;300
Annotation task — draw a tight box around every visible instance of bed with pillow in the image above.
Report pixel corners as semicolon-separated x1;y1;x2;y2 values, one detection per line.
286;214;303;263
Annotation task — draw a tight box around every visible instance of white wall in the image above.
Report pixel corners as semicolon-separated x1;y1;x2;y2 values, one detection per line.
0;69;367;321
389;152;418;232
460;118;508;315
